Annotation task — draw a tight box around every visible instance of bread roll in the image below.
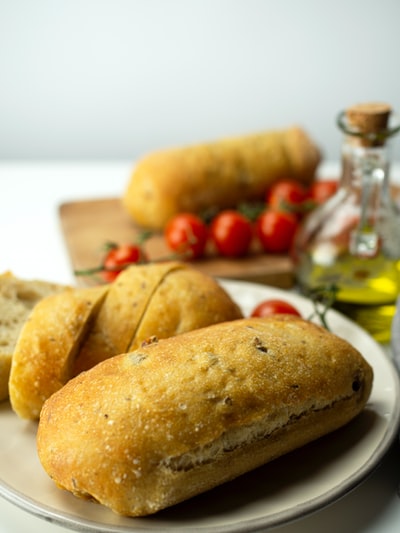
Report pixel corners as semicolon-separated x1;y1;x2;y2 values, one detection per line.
9;262;242;420
37;315;373;517
123;127;321;229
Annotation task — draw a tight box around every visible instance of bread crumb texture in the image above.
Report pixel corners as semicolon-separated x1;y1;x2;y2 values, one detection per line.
0;271;67;402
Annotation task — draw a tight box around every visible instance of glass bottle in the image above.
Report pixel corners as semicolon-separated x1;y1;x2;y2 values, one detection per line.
293;102;400;343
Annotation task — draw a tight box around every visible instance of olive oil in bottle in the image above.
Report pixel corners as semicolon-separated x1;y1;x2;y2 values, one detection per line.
293;102;400;342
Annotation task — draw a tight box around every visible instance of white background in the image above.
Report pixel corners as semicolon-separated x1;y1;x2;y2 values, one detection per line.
1;0;400;163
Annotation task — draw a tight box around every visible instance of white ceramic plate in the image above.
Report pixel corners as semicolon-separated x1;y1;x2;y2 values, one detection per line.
1;280;399;533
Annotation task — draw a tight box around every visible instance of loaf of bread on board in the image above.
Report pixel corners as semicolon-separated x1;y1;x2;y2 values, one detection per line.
0;271;68;402
9;261;242;420
37;315;373;517
122;126;321;229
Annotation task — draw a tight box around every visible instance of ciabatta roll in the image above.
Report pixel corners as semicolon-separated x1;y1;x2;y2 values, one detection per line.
37;315;373;517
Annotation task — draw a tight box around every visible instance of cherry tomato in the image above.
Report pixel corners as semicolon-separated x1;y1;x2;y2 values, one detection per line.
210;210;253;257
164;213;208;259
256;210;298;253
250;299;302;318
267;180;308;215
101;243;146;282
308;180;339;205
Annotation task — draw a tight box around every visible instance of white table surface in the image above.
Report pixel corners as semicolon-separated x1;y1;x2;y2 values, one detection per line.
0;160;399;533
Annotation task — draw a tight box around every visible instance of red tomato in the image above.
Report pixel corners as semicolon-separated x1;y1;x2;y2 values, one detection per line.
256;210;298;253
308;180;339;204
101;243;146;282
267;180;308;215
210;210;253;257
250;299;301;318
164;213;208;259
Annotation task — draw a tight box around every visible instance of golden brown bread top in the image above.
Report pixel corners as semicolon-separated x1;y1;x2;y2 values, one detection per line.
37;315;373;516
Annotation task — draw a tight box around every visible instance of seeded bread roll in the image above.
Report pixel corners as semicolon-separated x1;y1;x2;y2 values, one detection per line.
37;315;373;517
123;126;321;229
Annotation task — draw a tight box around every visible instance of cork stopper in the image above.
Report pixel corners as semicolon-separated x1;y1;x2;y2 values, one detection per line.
345;102;392;146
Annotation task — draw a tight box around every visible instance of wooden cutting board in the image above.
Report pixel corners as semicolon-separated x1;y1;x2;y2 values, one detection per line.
59;197;295;288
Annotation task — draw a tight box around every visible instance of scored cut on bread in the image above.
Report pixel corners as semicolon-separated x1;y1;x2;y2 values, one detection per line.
0;271;67;402
9;285;109;419
130;266;243;350
72;261;184;375
37;315;373;517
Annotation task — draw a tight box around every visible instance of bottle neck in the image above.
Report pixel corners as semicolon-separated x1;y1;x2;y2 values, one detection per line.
339;138;392;258
340;139;390;190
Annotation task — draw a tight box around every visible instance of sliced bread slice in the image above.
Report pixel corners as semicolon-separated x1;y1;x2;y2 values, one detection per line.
9;284;109;419
0;272;67;402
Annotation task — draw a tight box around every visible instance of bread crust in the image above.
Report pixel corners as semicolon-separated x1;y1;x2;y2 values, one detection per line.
37;315;373;517
122;127;321;229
